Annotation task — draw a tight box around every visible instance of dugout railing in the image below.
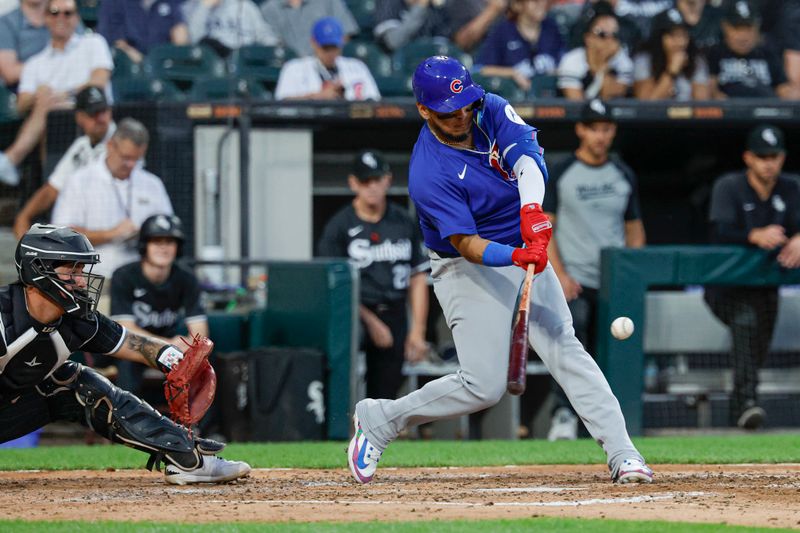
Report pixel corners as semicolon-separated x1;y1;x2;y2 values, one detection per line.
598;246;800;435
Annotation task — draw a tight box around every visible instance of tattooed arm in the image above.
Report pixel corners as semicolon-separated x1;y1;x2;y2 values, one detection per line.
112;332;178;369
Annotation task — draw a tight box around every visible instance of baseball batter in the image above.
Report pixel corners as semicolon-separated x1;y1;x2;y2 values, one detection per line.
348;56;653;485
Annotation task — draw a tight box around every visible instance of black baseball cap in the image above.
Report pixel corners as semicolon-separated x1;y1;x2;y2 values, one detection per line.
724;0;759;26
579;98;615;124
746;124;785;155
75;86;108;115
651;8;688;35
352;150;390;180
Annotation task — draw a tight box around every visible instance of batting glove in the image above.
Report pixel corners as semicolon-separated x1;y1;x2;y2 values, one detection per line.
511;245;548;273
520;203;552;249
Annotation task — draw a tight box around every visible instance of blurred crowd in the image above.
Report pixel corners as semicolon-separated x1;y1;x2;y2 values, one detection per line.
0;0;798;105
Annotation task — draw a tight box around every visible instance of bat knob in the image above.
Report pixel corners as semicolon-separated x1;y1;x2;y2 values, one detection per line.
507;382;525;395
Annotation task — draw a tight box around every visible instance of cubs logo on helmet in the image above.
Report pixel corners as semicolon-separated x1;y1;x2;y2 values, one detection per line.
412;56;485;113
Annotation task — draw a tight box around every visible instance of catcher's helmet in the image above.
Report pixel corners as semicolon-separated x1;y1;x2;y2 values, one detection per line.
412;56;485;113
138;214;185;256
15;224;103;319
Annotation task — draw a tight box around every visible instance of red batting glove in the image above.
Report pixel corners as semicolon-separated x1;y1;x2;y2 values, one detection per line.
520;203;553;248
511;244;548;273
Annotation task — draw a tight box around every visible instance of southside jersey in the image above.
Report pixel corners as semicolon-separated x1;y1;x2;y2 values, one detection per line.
110;262;205;338
318;203;428;307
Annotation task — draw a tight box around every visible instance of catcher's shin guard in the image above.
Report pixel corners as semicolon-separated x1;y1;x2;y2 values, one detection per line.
69;364;221;470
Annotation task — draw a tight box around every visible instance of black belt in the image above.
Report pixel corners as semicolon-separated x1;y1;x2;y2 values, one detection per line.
430;250;460;259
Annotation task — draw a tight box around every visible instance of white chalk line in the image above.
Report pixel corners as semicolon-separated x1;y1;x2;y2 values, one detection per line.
204;492;710;508
476;486;588;493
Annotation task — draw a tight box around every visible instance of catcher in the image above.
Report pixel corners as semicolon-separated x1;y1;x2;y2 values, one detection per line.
0;224;250;485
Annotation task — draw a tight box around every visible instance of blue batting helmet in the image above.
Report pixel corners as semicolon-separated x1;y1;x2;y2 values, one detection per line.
412;56;485;113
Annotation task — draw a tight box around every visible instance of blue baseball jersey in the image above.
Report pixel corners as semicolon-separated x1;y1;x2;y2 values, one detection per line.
408;92;546;255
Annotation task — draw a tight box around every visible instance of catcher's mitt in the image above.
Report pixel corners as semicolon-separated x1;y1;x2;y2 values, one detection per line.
163;335;217;426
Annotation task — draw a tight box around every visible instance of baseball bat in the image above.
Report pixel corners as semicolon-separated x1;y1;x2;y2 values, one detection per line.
507;264;535;395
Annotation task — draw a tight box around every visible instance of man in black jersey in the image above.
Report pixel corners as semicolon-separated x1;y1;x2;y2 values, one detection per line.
111;214;208;397
705;124;800;430
1;224;250;484
318;150;430;400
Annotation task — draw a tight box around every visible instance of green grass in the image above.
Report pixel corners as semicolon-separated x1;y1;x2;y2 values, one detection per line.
1;434;799;471
0;518;795;533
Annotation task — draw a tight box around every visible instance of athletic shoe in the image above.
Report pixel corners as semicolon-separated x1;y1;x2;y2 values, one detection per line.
0;152;19;186
737;405;766;430
614;457;654;484
164;456;251;485
547;407;578;441
347;413;383;484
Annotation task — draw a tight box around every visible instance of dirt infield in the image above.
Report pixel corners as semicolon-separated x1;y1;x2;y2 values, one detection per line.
1;464;799;528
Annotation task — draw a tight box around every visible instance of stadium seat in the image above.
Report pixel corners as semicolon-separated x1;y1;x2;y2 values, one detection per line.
394;38;471;75
111;48;145;80
188;77;272;102
77;0;100;29
143;44;225;90
345;0;377;34
0;83;17;122
342;40;392;78
113;77;184;103
471;74;526;102
529;74;559;98
375;73;413;98
233;45;296;91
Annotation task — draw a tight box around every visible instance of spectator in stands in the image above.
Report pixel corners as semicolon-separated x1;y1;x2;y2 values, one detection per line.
704;124;800;430
707;0;800;99
633;7;709;100
0;0;19;17
373;0;507;53
543;99;645;440
674;0;722;53
111;214;208;398
758;0;800;92
566;0;642;53
182;0;278;58
13;85;114;237
317;150;430;400
0;0;50;88
275;17;380;101
17;0;113;112
261;0;358;57
557;5;633;99
51;118;173;305
474;0;566;93
0;88;51;186
98;0;188;64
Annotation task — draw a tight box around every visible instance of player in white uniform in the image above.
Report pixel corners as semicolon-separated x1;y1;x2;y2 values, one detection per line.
347;56;654;485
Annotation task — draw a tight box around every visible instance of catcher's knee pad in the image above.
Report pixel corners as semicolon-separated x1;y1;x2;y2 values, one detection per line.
71;366;206;468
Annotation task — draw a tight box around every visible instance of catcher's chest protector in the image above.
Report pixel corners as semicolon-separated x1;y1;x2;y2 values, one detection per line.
0;285;73;393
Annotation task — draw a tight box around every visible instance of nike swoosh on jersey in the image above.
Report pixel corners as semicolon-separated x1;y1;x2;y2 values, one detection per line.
348;225;364;237
457;164;467;180
133;288;147;298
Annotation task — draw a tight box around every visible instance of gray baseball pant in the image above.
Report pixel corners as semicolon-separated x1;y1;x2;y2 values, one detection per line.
355;256;643;472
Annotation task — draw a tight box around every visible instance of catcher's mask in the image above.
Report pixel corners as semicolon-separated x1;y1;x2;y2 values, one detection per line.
15;224;104;319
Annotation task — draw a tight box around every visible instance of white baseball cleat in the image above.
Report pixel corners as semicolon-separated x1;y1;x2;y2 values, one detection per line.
547;407;578;441
0;152;20;187
347;413;383;484
614;457;654;484
165;456;251;485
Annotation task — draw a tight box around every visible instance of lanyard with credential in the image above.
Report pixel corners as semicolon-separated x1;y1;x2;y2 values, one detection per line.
111;175;133;218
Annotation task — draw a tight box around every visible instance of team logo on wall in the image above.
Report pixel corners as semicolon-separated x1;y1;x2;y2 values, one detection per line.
450;79;463;93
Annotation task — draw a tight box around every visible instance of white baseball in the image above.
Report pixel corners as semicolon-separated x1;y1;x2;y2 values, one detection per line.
610;317;634;340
